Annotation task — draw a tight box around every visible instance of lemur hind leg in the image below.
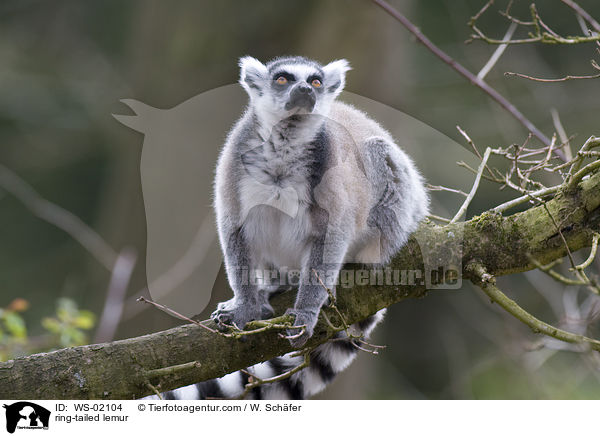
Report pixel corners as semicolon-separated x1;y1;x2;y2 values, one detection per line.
364;136;413;264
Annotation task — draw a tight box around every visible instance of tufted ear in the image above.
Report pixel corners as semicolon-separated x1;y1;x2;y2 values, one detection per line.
322;59;351;97
239;56;268;97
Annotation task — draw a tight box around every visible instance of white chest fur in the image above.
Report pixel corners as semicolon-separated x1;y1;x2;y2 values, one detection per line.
237;123;319;269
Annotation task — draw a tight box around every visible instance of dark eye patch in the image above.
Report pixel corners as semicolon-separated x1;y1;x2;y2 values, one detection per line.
273;72;296;82
307;74;323;83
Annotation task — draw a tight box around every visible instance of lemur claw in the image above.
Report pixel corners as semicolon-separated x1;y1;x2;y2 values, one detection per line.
210;300;261;331
284;308;317;348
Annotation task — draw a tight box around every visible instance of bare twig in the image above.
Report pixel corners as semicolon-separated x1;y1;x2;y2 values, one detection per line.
560;0;600;33
566;136;600;182
477;22;518;80
122;214;217;321
468;263;600;352
144;361;201;379
451;147;492;223
136;296;218;334
528;255;587;286
469;2;600;46
0;164;117;270
493;186;559;213
369;0;562;157
551;109;573;161
93;248;137;343
456;126;497;179
235;352;311;399
427;184;467;197
312;269;385;354
505;71;600;82
573;233;600;271
427;214;452;224
136;296;296;339
145;382;163;400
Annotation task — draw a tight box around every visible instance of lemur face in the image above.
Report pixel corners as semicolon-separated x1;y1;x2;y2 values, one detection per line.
238;56;350;125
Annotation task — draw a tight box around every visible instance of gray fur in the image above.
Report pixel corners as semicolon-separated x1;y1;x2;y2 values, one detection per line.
212;56;428;347
148;56;428;400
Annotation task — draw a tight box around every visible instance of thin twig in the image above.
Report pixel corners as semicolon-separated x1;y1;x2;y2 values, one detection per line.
468;263;600;352
477;22;518;80
144;361;201;379
456;126;497;179
573;233;600;271
369;0;562;158
505;71;600;82
136;296;296;338
560;0;600;33
145;382;163;400
566;136;600;183
136;296;218;334
312;269;385;354
235;352;311;399
457;161;503;183
528;255;587;286
540;201;577;269
428;214;452;224
551;109;572;161
427;184;467;197
93;248;137;343
451;147;491;223
0;163;117;270
493;185;559;213
122;214;219;322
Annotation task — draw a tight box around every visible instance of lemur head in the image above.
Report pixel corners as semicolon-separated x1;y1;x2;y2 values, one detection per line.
238;56;350;127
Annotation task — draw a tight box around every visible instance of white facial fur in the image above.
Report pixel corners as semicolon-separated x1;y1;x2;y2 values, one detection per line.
238;56;351;133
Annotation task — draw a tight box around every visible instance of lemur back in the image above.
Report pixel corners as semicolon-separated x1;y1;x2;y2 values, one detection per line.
147;56;428;400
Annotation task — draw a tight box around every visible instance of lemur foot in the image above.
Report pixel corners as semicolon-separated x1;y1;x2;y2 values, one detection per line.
284;308;318;348
211;298;261;331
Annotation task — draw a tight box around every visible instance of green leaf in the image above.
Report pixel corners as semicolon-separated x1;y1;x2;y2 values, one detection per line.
3;312;26;339
74;311;96;330
42;317;61;334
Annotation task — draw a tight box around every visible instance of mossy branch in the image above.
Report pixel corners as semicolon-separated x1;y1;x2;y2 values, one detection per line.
1;170;600;399
467;263;600;351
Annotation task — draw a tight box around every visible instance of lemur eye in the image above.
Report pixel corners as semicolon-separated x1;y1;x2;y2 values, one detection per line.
311;79;322;88
276;76;288;85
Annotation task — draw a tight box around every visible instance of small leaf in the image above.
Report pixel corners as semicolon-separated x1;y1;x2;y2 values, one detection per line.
74;311;96;329
42;317;61;334
3;312;26;339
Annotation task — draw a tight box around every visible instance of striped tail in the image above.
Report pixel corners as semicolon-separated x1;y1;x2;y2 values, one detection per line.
146;309;385;400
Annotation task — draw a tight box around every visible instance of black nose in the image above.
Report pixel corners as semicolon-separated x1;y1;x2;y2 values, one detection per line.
285;83;316;111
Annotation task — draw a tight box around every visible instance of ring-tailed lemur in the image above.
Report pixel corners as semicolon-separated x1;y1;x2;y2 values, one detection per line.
150;56;428;400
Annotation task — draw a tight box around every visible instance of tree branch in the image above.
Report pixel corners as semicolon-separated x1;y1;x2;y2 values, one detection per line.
2;166;600;399
369;0;560;156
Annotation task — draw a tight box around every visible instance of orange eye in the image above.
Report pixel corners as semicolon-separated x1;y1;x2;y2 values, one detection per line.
311;79;322;88
276;76;288;85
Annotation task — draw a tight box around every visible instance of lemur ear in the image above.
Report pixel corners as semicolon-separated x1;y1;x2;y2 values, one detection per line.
239;56;268;97
323;59;351;97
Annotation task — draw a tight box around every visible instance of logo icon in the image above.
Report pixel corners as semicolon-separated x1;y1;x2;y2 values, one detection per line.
3;402;50;434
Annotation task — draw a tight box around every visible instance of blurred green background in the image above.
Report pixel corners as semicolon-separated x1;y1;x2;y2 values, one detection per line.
1;0;599;399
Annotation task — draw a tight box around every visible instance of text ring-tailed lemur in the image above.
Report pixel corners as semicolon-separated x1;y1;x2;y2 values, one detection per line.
150;56;428;400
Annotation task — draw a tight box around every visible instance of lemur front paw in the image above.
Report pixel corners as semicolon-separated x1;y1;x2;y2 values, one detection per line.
211;298;260;330
284;308;319;348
